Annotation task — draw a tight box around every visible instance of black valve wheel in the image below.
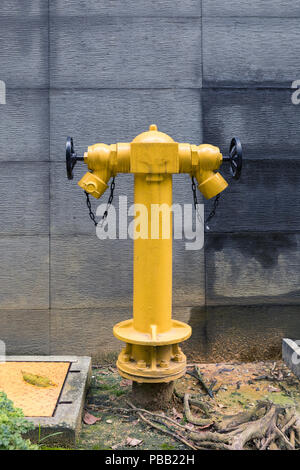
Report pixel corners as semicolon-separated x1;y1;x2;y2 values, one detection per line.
66;136;84;180
223;137;242;180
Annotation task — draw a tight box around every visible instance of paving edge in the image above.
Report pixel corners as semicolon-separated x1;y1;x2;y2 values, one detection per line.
282;339;300;380
3;355;92;447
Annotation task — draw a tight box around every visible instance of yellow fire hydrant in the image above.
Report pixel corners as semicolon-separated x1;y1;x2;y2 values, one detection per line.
66;125;242;386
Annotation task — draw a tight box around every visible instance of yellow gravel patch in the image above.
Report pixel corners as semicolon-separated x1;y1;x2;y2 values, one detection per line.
0;362;70;417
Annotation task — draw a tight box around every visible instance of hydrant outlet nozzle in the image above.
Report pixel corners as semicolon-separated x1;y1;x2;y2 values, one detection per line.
78;172;108;199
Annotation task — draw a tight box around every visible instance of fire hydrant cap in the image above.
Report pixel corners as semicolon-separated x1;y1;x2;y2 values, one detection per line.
132;124;175;144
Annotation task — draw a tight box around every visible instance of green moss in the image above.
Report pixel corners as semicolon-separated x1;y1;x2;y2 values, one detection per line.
95;383;125;397
41;446;70;450
111;389;125;397
161;443;175;450
92;444;112;450
95;383;114;391
265;393;295;407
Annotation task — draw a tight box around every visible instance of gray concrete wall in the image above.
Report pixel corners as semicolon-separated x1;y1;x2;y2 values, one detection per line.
0;1;299;362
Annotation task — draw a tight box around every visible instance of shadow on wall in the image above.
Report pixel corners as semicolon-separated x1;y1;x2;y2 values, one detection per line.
205;232;300;306
207;233;298;269
184;305;300;363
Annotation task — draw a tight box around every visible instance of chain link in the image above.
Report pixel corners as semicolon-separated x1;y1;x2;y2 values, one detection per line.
191;176;221;231
85;176;219;230
85;177;116;228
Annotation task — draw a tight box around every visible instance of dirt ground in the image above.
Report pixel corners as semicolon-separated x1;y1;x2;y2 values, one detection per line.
77;361;300;450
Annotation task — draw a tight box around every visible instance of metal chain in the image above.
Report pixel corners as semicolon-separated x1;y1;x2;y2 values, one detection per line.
191;176;221;231
85;175;218;230
205;193;220;230
85;177;116;228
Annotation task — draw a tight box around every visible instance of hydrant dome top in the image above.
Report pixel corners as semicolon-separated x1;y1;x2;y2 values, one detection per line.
132;124;175;144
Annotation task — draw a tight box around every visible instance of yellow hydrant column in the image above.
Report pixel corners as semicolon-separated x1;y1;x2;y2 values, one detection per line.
113;125;192;383
133;173;172;335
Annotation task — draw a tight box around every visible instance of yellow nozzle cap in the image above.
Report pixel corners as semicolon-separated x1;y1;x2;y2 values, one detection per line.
78;172;108;199
198;172;228;199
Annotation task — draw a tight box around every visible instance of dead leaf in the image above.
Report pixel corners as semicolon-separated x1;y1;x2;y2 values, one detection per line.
172;407;183;420
268;385;280;393
126;437;143;447
22;371;56;388
185;422;195;430
83;411;101;425
111;442;125;450
198;423;213;430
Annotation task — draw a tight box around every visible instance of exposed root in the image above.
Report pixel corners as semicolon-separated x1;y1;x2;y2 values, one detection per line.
215;402;266;432
90;363;300;451
294;412;300;442
183;393;214;427
289;429;295;448
187;403;299;450
195;441;230;450
174;388;211;416
230;405;278;450
260;408;297;450
195;366;215;398
127;401;197;450
156;373;299;450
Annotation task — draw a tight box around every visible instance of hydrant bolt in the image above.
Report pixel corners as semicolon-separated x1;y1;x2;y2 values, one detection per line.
173;354;184;363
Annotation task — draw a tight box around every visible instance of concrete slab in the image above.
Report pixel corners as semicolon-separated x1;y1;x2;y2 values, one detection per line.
2;356;91;447
282;339;300;379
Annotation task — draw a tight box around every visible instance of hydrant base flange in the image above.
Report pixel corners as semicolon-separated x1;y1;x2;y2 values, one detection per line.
115;341;188;383
113;319;191;346
117;367;185;384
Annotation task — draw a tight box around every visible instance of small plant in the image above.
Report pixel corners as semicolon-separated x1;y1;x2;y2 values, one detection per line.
0;392;38;450
37;424;63;447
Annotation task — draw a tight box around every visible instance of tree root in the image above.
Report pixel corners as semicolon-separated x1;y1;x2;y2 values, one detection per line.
174;388;211;416
96;400;299;451
187;404;300;451
91;367;299;451
167;384;299;450
195;366;215;398
215;402;267;432
127;400;198;450
188;405;276;450
260;408;297;450
230;405;278;450
294;412;300;442
183;393;214;427
195;441;230;450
